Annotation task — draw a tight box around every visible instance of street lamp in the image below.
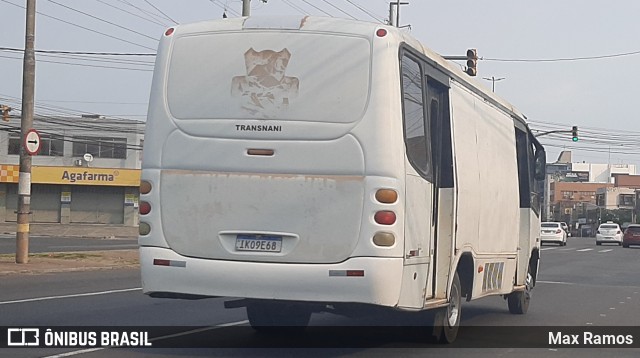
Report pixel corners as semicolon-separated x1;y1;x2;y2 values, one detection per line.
482;76;505;92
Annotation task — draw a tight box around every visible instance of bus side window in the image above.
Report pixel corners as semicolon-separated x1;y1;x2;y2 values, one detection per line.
401;54;433;182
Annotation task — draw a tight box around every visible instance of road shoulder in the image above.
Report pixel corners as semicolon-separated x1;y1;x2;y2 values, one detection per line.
0;249;139;276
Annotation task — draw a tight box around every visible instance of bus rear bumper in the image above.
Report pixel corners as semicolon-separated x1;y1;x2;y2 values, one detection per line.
140;246;403;307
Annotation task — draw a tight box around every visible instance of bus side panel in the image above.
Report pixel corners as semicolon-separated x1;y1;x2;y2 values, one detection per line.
449;83;521;299
449;84;481;251
450;83;520;254
475;100;520;254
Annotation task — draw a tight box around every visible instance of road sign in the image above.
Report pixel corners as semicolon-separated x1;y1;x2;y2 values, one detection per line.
24;129;41;155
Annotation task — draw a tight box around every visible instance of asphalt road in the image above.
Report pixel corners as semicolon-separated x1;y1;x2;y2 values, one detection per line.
1;236;639;357
0;235;138;254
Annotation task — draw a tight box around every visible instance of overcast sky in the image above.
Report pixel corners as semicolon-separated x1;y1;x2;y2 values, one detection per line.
1;0;639;167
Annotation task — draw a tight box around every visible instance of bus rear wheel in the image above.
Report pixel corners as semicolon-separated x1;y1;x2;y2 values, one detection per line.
246;300;311;332
431;272;461;344
507;267;532;314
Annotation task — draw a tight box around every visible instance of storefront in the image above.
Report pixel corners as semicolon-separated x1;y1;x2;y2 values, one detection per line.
0;165;140;226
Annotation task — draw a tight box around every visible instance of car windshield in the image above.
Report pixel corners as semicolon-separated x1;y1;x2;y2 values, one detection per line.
600;224;618;229
626;226;640;233
541;223;559;228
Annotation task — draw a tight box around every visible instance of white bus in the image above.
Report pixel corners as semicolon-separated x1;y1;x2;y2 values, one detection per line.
139;16;546;343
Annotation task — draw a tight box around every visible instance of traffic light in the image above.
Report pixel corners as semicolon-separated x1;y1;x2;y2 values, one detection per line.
466;49;478;76
571;126;578;142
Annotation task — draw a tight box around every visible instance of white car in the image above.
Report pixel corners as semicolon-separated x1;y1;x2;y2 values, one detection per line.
596;222;623;246
540;222;567;246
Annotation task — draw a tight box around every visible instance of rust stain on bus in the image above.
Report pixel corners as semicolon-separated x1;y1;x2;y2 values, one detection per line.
300;16;309;28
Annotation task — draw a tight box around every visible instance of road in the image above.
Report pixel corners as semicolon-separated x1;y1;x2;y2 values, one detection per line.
1;237;639;357
0;235;138;254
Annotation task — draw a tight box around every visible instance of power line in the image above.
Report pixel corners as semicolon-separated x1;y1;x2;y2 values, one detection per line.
342;0;384;23
46;0;159;42
114;0;173;26
0;53;154;72
484;50;640;63
142;0;178;24
319;0;357;19
208;0;240;17
1;93;147;125
281;0;306;15
0;48;155;67
94;0;167;28
0;0;157;51
0;47;155;56
296;0;333;17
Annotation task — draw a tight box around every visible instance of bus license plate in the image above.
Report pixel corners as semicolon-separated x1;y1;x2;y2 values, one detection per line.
235;235;282;252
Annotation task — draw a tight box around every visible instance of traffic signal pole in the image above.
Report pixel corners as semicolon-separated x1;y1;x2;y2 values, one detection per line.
443;49;478;76
16;0;36;264
534;127;579;141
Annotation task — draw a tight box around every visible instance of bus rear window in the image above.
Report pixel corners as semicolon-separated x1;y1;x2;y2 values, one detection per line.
166;32;371;122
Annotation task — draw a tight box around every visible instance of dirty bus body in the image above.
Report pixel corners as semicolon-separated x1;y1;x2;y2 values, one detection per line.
139;16;546;342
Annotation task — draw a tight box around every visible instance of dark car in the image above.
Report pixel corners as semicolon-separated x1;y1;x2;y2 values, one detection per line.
622;224;640;248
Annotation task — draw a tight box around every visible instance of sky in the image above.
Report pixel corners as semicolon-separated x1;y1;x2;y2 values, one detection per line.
1;0;640;167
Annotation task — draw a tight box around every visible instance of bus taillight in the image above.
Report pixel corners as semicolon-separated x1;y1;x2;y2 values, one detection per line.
375;189;397;204
139;222;151;235
373;232;395;246
374;211;396;225
140;201;151;215
140;180;152;194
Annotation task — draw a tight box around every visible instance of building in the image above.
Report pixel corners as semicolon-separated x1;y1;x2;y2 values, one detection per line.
549;181;613;224
613;174;640;189
0;114;144;227
546;151;638;227
595;175;640;224
571;162;637;183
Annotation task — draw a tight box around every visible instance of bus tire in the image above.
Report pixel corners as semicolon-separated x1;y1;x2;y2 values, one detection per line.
507;267;532;314
432;272;461;344
246;301;311;332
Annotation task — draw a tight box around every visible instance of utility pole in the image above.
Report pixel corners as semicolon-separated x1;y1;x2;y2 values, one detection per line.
242;0;250;16
389;1;408;27
16;0;36;264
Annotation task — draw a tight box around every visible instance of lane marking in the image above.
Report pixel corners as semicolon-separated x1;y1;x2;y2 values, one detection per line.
537;280;574;285
43;348;103;358
598;249;613;253
42;320;249;358
540;247;557;251
576;248;593;252
0;288;141;305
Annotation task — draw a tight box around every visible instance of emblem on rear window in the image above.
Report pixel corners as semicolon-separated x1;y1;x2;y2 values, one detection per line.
231;48;299;117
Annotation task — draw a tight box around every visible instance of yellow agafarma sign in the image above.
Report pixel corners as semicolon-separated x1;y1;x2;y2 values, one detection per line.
0;165;140;186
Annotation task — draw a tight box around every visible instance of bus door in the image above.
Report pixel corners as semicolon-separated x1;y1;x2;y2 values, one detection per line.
401;52;438;303
402;50;454;304
426;76;455;300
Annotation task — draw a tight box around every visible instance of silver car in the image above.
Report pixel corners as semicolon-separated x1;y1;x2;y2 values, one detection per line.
541;222;567;246
596;222;623;246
